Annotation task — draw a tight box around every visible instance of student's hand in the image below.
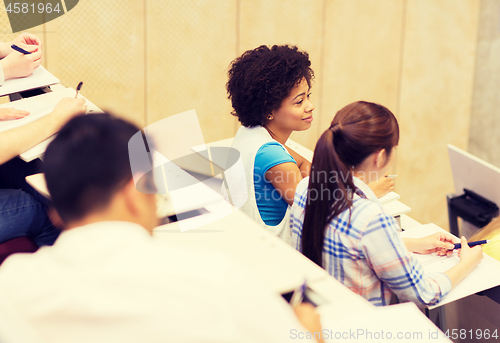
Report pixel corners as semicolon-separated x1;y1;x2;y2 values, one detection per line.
49;98;87;125
0;108;29;120
0;33;42;58
10;32;42;48
444;236;484;288
0;46;42;80
368;173;394;198
285;145;311;177
409;232;457;256
294;303;324;343
457;236;484;269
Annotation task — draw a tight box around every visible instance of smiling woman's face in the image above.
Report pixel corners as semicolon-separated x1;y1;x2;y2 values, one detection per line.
270;78;315;132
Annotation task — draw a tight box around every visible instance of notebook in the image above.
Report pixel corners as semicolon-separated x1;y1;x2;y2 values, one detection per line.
0;66;59;97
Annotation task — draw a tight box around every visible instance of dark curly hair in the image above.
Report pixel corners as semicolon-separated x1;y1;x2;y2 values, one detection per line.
226;45;314;128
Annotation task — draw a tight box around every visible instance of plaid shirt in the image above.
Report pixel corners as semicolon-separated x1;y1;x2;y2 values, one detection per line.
291;177;451;306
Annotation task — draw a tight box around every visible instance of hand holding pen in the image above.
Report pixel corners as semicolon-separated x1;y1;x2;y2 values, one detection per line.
0;33;41;58
451;239;490;250
1;45;42;79
370;173;396;198
9;33;42;53
455;236;484;272
290;280;307;308
291;281;325;343
11;44;34;55
75;82;83;98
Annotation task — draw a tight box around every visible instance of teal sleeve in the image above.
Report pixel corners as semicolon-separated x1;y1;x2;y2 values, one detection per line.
254;142;295;177
254;142;296;226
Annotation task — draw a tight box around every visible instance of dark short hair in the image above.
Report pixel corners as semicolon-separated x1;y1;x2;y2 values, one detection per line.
44;113;141;223
226;45;314;127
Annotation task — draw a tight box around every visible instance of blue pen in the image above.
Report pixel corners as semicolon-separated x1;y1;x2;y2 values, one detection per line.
451;239;490;250
11;44;31;55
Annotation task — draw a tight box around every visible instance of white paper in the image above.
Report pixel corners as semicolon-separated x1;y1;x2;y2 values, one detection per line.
12;87;103;162
401;223;500;309
0;98;54;133
379;191;400;205
0;65;59;97
383;200;411;217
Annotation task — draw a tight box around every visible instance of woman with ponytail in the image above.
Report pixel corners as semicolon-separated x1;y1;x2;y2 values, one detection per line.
291;101;484;307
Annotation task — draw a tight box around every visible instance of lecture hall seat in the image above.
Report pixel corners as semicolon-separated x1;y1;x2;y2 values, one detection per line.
0;237;38;265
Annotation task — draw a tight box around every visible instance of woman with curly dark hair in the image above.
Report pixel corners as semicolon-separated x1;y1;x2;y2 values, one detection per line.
223;45;314;242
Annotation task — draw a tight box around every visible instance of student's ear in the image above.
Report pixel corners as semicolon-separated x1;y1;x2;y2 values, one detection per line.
374;149;387;168
122;179;141;216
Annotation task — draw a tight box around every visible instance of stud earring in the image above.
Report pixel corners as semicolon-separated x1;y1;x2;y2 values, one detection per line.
267;115;273;120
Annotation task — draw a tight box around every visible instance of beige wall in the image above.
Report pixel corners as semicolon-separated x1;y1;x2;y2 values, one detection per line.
146;0;238;143
397;0;479;228
1;0;485;229
469;0;500;169
43;1;146;127
239;0;324;149
322;0;404;118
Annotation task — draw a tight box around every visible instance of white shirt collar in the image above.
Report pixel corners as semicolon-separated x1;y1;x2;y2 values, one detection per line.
49;221;151;264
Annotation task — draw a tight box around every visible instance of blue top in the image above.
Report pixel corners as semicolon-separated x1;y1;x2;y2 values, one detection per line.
254;142;295;226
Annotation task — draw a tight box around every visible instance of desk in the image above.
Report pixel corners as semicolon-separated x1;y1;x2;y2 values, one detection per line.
156;208;333;294
153;172;450;338
400;214;422;230
146;148;375;307
0;83;103;162
25;173;49;198
24;118;448;337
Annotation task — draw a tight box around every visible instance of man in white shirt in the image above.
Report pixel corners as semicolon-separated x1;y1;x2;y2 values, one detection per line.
0;113;322;342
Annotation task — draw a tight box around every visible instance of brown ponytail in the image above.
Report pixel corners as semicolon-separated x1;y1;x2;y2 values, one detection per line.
301;101;399;267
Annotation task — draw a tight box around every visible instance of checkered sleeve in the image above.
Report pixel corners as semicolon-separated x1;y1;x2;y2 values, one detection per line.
360;213;452;306
290;177;309;252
